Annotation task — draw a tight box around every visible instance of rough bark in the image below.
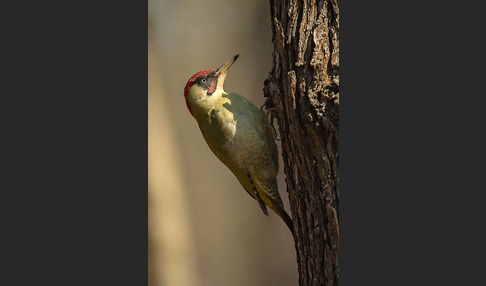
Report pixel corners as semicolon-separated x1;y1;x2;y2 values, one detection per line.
264;0;339;285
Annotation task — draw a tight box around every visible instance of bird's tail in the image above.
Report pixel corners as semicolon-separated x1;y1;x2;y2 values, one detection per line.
265;194;294;235
279;208;294;234
251;176;294;235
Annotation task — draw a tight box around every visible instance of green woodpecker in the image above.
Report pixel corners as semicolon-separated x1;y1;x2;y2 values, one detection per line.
183;54;293;232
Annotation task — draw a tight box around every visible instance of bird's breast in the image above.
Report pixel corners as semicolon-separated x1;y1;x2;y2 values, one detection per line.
208;107;237;139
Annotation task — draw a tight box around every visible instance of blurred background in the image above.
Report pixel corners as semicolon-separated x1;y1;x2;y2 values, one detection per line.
148;1;298;285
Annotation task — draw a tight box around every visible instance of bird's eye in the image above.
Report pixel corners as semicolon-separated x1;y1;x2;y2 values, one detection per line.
200;78;207;83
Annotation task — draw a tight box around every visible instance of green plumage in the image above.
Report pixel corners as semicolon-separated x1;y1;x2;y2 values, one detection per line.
190;90;292;231
185;55;293;232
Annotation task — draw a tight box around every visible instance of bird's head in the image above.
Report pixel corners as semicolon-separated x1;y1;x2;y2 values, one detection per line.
183;54;239;117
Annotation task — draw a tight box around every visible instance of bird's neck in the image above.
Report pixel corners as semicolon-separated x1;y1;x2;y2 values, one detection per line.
191;90;228;119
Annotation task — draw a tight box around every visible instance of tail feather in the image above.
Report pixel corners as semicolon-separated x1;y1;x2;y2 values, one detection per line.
266;195;294;234
279;208;294;233
248;174;294;234
255;195;269;216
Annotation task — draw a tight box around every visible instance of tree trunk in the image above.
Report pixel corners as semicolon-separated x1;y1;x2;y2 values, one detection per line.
264;0;339;285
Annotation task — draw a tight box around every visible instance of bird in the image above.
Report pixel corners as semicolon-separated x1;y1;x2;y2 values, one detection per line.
183;54;293;232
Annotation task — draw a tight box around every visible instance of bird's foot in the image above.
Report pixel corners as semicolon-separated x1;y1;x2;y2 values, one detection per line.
263;107;281;141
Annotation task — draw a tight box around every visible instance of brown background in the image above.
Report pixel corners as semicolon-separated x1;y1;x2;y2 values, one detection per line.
148;1;298;285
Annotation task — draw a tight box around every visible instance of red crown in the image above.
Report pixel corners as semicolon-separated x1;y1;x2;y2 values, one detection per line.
183;69;211;117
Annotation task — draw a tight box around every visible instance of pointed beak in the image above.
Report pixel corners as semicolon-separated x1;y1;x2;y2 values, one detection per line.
214;54;239;89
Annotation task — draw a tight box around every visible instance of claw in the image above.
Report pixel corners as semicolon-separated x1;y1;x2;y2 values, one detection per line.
264;107;281;141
